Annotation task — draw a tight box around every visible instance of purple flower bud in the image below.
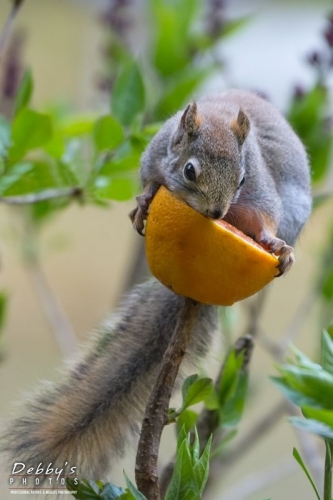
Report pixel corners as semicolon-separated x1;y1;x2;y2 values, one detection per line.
293;84;306;100
1;31;24;100
307;50;322;66
324;26;333;48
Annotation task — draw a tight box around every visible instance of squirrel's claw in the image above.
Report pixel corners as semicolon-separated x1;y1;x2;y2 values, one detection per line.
129;183;160;236
259;234;295;277
129;205;146;236
275;245;295;277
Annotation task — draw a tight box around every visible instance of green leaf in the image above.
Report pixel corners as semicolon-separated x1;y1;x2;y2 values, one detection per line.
155;69;210;119
270;376;320;408
0;160;70;196
151;1;192;77
292;447;321;500
176;409;198;433
221;16;251;38
100;483;127;500
180;376;213;412
60;114;96;137
327;321;333;339
9;109;52;162
93;116;124;151
98;154;140;177
94;173;138;201
177;425;188;451
165;438;200;500
287;85;332;184
123;472;147;500
321;267;333;300
142;122;162;136
204;388;220;410
182;375;199;401
191;427;200;462
0;115;11;158
288;85;327;137
192;435;212;495
288;344;321;371
290;417;333;441
302;406;333;429
278;366;333;409
322;330;333;375
0;162;33;195
0;292;8;332
14;68;33;115
111;62;145;127
218;348;243;406
220;370;248;428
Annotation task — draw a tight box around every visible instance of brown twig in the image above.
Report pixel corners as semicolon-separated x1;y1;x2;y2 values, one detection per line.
23;217;77;356
0;187;82;205
135;297;200;500
0;0;25;60
245;288;268;338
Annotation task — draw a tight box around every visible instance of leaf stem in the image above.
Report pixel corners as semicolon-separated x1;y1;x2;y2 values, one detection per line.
324;440;333;500
0;187;82;204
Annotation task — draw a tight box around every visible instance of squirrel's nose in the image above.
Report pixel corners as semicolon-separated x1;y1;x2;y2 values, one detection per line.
209;209;222;220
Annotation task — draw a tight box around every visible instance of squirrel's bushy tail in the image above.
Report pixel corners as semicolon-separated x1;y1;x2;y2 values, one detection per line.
1;279;217;481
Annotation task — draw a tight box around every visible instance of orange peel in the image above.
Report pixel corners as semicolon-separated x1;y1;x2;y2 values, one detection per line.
145;186;279;306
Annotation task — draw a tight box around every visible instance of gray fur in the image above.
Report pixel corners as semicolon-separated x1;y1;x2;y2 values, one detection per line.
141;89;311;245
1;280;217;481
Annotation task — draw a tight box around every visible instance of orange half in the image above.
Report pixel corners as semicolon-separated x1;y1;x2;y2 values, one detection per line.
145;186;279;306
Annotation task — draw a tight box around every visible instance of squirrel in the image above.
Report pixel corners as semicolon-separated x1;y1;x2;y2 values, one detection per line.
1;90;311;482
130;89;312;275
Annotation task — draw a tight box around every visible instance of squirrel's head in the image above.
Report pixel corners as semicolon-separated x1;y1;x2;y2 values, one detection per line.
167;101;250;220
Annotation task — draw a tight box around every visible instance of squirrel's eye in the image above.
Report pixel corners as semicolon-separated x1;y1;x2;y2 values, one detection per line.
184;162;196;182
238;176;245;189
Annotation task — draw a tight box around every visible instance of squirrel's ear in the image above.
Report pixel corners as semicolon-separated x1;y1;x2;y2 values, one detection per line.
230;109;250;146
173;102;201;146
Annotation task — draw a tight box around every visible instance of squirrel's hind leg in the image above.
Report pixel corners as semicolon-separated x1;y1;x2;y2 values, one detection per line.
129;182;160;235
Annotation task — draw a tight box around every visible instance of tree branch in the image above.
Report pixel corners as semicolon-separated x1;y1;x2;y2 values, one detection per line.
0;187;82;205
0;0;25;60
135;297;200;500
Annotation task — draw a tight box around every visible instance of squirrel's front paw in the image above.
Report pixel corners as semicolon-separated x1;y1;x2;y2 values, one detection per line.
259;235;295;277
129;183;160;236
129;203;147;236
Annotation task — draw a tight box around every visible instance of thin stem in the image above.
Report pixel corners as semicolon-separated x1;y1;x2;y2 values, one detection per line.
0;0;25;60
23;217;77;356
287;401;323;491
135;298;200;500
0;187;82;205
324;441;333;500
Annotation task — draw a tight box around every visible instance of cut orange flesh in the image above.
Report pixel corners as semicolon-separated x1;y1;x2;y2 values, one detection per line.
145;186;279;306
